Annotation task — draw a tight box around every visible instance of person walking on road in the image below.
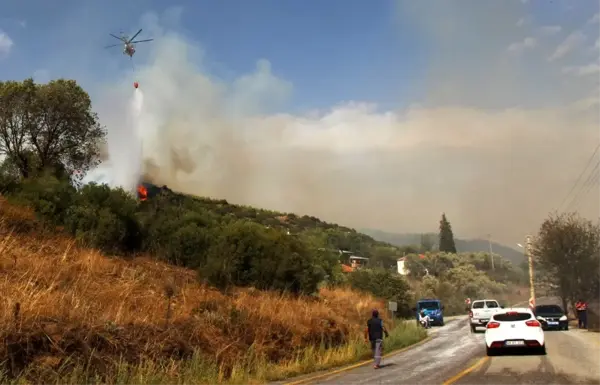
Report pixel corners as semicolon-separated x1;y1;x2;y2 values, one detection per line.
575;299;588;329
365;309;389;369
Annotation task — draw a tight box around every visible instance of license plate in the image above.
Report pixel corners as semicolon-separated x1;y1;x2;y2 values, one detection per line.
505;341;525;346
548;321;558;325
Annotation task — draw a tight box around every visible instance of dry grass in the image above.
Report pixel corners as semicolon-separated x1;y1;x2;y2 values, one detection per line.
0;198;425;384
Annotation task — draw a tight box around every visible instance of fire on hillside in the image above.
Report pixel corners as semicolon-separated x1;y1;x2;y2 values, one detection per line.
136;182;172;201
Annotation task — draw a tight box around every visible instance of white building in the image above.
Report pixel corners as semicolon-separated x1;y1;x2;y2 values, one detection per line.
397;257;409;275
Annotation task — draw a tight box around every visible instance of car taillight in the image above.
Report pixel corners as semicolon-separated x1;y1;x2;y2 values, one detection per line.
469;311;473;318
525;320;541;327
487;321;500;329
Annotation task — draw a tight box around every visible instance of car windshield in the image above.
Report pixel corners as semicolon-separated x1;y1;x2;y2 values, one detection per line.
419;301;440;310
494;312;532;322
472;302;485;309
485;301;499;308
536;305;563;314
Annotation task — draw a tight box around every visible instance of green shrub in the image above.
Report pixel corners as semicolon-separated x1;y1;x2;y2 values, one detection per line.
199;220;324;294
64;183;141;253
12;176;76;224
347;269;413;316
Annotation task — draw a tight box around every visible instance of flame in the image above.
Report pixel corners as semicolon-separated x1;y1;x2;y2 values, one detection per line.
137;185;148;201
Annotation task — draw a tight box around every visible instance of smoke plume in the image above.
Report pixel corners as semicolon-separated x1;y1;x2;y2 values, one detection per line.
87;3;598;245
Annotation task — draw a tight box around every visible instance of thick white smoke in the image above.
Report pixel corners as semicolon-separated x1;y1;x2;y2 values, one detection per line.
83;88;146;193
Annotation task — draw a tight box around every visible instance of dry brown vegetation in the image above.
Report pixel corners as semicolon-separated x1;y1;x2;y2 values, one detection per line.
0;198;395;383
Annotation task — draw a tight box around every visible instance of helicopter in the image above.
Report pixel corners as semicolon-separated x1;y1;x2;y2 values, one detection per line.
105;28;153;58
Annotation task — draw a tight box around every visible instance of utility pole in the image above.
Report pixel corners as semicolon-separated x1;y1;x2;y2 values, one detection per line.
487;233;495;270
526;235;535;310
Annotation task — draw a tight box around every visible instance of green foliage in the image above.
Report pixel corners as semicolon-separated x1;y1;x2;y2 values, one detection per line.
347;269;413;316
438;213;457;253
64;183;141;253
199;220;324;294
11;175;76;224
532;212;600;305
0;78;105;181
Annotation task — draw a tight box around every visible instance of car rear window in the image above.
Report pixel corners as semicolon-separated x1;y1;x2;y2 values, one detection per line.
485;301;499;308
472;301;484;309
494;312;532;322
536;305;563;313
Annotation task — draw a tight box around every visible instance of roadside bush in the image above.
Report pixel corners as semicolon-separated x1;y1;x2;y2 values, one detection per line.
347;269;413;316
199;220;324;294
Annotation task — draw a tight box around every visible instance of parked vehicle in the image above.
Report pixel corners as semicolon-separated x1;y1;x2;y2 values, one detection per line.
485;307;546;356
413;299;445;326
469;299;503;332
534;304;569;331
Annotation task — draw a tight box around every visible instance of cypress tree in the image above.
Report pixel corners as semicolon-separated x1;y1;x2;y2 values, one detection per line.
439;213;457;253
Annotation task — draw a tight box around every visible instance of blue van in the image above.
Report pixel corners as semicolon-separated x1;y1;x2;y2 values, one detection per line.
414;298;445;326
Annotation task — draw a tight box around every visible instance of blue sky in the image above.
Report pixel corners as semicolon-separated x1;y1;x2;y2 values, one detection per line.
0;1;598;243
1;0;429;111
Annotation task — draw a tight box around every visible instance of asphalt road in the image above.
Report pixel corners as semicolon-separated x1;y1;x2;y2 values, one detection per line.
309;317;483;384
455;328;600;385
296;316;600;385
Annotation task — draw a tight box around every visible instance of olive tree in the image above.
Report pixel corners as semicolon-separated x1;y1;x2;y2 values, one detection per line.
0;78;105;182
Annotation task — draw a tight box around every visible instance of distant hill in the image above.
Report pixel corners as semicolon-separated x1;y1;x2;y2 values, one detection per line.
361;229;526;266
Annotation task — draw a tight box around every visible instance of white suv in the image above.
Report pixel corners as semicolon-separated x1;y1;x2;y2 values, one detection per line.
469;299;503;332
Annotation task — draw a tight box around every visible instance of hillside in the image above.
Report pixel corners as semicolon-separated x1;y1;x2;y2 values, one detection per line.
0;177;529;383
361;229;526;266
0;199;425;384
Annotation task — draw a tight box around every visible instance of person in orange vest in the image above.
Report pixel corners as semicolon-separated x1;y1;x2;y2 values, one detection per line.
575;299;588;329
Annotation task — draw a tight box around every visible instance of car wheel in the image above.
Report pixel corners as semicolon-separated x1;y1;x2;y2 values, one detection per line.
486;347;496;356
440;320;445;326
471;325;476;333
538;346;547;355
564;325;569;331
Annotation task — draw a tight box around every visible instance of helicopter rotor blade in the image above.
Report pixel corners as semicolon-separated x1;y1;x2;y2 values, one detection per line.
110;33;127;42
130;39;153;44
104;44;121;48
128;29;142;43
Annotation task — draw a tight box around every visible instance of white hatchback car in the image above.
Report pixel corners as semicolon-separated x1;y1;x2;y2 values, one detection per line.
484;307;546;356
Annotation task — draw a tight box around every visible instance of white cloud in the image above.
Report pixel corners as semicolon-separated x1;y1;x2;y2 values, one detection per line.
539;25;562;36
18;20;26;28
588;13;599;24
0;31;13;58
562;64;600;77
507;37;537;53
548;30;586;61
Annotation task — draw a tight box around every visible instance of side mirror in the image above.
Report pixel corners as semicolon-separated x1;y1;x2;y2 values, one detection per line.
411;307;417;312
441;305;445;310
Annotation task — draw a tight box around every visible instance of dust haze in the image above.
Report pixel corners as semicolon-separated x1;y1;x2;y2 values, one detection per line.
90;1;599;246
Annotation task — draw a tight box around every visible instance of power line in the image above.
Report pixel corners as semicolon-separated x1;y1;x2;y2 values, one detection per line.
558;143;600;212
565;159;600;212
569;168;599;212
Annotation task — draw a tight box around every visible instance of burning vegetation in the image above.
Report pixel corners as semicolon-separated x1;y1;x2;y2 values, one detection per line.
136;182;174;201
137;184;148;201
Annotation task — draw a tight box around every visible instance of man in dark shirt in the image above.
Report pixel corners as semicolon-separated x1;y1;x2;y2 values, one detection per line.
365;309;389;369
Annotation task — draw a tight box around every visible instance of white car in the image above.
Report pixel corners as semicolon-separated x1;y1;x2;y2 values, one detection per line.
484;307;546;356
470;299;503;332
